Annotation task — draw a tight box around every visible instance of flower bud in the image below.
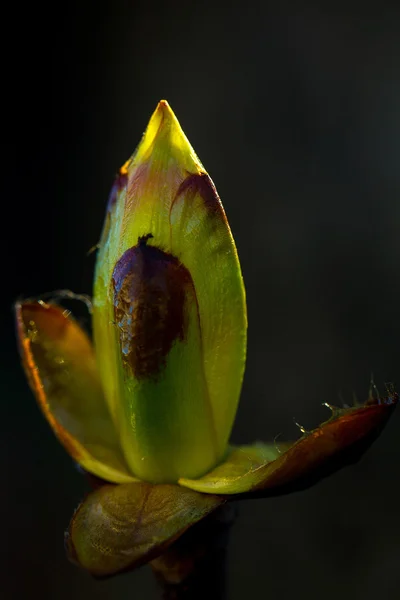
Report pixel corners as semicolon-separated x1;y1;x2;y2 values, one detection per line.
93;101;247;483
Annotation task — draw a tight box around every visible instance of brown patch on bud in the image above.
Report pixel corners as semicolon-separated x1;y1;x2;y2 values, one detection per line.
112;239;195;380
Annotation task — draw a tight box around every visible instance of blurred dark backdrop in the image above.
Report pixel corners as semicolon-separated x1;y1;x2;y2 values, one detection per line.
4;2;400;599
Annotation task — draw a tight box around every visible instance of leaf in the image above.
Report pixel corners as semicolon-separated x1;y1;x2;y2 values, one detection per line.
15;301;135;483
65;481;224;577
179;394;398;495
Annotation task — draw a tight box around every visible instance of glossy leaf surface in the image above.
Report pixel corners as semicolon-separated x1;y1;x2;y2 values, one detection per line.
66;481;224;577
16;301;135;483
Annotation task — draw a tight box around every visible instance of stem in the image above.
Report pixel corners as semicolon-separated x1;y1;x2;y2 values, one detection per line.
150;503;236;600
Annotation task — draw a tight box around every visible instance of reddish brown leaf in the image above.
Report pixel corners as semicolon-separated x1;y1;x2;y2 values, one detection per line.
179;392;398;496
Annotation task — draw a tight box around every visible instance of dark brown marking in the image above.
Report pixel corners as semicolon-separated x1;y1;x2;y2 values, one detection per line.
107;171;128;211
172;172;232;258
175;172;228;221
112;241;194;380
138;233;154;246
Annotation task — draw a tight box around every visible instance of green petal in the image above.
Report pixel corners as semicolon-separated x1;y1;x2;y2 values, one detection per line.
179;393;398;495
93;100;247;481
65;481;224;577
15;301;136;484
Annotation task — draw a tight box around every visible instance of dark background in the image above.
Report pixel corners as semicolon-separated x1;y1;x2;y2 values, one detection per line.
4;3;399;599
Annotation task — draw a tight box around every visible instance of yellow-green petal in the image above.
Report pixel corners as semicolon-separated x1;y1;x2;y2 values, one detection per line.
93;100;247;482
179;393;398;495
66;481;224;577
15;301;136;484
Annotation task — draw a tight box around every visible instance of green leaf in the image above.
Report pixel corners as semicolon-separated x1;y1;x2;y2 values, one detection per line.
66;481;224;577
